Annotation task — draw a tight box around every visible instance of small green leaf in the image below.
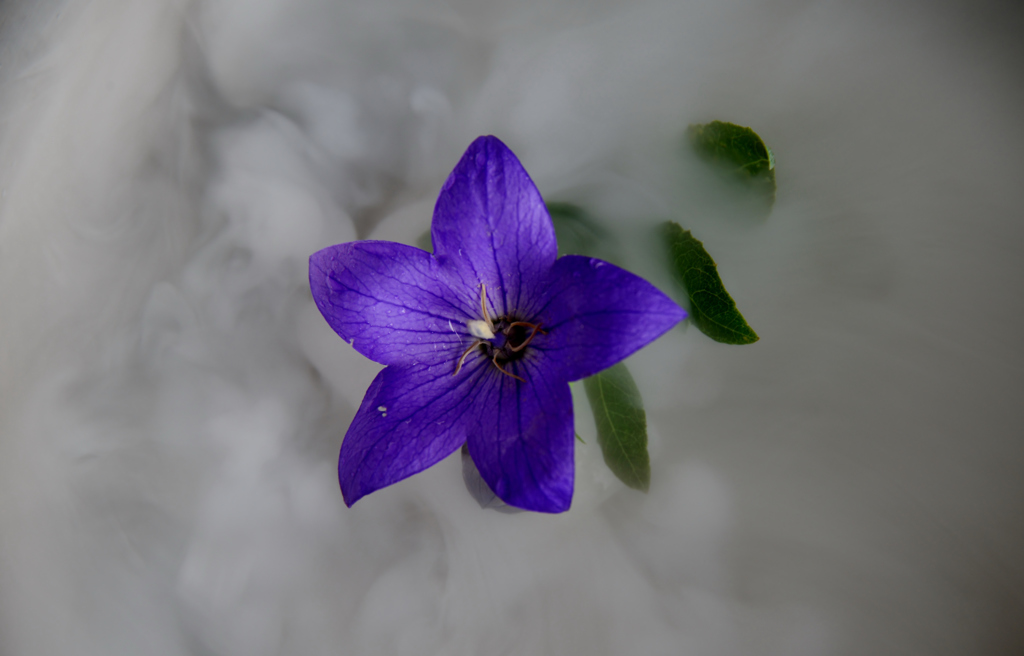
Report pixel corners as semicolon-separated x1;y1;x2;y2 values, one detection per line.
663;221;759;345
583;362;650;492
688;120;776;207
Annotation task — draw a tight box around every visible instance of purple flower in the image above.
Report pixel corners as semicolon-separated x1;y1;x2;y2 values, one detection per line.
309;136;685;513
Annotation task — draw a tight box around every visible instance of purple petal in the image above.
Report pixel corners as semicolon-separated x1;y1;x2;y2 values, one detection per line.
534;255;686;381
310;241;474;367
339;357;494;506
465;359;575;513
431;136;557;321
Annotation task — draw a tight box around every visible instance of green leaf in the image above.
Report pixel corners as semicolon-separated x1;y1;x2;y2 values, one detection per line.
583;362;650;492
663;221;759;345
688;120;776;207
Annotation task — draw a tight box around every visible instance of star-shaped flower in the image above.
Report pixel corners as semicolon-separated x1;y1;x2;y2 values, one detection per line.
310;136;685;513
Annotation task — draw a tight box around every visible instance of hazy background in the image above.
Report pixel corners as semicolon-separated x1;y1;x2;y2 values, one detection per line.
1;0;1022;654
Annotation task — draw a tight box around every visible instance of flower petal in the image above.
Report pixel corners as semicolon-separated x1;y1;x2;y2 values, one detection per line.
465;360;575;513
310;241;474;367
339;357;494;506
534;255;686;381
431;136;557;320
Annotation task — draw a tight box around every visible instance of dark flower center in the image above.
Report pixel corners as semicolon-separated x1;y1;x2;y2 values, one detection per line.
476;316;546;382
455;313;547;383
454;284;548;382
488;317;543;363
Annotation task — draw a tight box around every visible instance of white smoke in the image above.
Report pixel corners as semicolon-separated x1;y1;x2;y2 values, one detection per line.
1;0;1022;655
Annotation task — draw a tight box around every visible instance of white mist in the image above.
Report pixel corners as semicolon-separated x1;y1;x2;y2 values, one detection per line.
1;1;1021;655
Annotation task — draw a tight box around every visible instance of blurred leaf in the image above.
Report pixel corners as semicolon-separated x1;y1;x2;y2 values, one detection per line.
416;229;433;253
547;202;612;260
584;362;650;492
688;120;776;208
461;444;521;513
664;221;759;345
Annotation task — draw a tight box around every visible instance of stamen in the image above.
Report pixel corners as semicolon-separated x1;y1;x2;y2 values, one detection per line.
491;353;526;382
454;340;484;376
479;283;493;325
505;321;547;352
467;320;495;340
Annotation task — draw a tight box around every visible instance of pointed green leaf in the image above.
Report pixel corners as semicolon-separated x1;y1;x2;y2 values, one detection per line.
688;120;776;207
664;221;759;345
584;362;650;492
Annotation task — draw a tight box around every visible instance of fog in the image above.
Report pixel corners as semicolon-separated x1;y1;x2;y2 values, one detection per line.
1;0;1022;654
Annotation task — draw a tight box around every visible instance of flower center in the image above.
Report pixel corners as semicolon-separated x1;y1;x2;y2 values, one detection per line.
454;285;547;382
